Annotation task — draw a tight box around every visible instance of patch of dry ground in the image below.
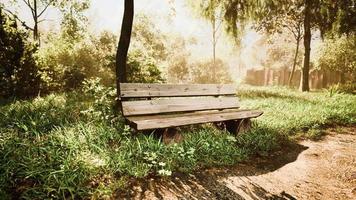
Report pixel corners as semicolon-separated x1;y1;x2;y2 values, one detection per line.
117;126;356;200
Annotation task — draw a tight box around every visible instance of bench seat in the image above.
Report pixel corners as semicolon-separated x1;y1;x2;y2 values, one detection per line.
126;109;263;130
119;83;263;134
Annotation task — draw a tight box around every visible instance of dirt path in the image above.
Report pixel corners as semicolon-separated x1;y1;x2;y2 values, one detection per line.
118;126;356;200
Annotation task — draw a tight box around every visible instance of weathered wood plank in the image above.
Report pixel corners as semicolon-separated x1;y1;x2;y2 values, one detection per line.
122;97;240;116
120;83;236;98
127;109;263;130
126;108;242;121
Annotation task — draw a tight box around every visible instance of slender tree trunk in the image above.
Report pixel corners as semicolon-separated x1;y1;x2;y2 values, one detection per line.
33;0;39;41
212;16;217;82
116;0;134;109
340;56;347;84
301;0;311;92
340;72;346;84
289;36;301;86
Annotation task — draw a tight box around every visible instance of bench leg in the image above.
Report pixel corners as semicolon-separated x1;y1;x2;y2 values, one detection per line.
225;119;252;135
213;122;226;130
238;118;252;134
162;128;183;144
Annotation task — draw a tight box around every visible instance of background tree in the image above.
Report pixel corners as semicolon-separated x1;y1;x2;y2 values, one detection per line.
253;2;304;86
167;37;191;83
0;6;40;98
7;0;56;41
130;14;167;62
57;0;90;42
126;50;164;83
190;59;233;84
204;0;356;91
187;0;224;80
317;35;356;84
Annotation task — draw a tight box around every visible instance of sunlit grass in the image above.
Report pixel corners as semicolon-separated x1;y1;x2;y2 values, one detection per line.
238;85;356;139
0;86;355;199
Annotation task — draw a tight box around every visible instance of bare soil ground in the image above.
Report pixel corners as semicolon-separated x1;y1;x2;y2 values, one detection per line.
117;126;356;200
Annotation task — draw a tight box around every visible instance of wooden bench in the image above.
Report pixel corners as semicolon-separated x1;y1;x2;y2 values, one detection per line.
119;83;263;137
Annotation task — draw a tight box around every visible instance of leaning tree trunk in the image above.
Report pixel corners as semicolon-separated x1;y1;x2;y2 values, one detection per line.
289;36;301;87
116;0;134;109
301;0;311;92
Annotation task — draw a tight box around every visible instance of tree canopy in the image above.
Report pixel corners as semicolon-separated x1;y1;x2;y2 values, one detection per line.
199;0;356;91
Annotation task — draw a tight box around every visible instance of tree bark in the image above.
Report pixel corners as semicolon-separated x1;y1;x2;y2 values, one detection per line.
301;0;311;92
33;0;39;41
116;0;134;109
289;36;301;86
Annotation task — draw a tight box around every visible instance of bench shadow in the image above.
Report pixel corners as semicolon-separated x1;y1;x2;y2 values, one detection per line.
116;142;308;199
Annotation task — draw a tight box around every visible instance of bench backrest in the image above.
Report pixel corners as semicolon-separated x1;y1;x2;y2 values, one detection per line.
119;83;239;117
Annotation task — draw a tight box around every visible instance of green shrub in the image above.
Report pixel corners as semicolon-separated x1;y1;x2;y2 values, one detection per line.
0;10;41;98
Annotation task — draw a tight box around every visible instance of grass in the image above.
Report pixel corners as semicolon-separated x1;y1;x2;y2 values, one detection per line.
238;86;356;139
0;84;355;199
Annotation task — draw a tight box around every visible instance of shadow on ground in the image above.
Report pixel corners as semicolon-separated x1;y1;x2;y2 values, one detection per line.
116;142;308;200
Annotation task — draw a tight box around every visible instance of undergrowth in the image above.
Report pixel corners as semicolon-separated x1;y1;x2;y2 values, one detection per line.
0;82;355;199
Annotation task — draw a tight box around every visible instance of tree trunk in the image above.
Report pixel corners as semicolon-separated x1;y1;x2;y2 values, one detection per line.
340;72;346;84
212;16;217;82
33;0;39;41
289;36;301;87
301;0;311;92
116;0;134;109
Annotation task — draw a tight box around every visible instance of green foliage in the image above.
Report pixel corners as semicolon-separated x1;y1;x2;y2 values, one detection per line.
317;35;356;75
124;13;168;83
262;33;304;70
37;31;117;92
200;0;356;43
0;8;41;98
81;78;117;121
57;0;90;42
167;54;189;83
37;13;165;90
318;0;356;36
131;14;168;62
127;50;165;83
326;83;356;96
236;126;281;155
190;58;233;84
166;36;191;83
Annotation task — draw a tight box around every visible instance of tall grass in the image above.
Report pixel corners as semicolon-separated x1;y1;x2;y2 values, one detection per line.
0;85;355;199
238;86;356;138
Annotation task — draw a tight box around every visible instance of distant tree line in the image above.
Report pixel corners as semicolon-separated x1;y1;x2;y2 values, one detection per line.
1;1;234;100
189;0;355;91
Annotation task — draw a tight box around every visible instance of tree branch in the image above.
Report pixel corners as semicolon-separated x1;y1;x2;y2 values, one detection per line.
22;0;34;10
215;18;223;34
23;0;36;19
38;0;54;18
37;18;46;23
2;8;34;31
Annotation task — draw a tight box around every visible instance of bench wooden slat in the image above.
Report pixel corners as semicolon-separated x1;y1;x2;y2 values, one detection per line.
120;83;236;98
126;109;263;130
122;97;240;116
